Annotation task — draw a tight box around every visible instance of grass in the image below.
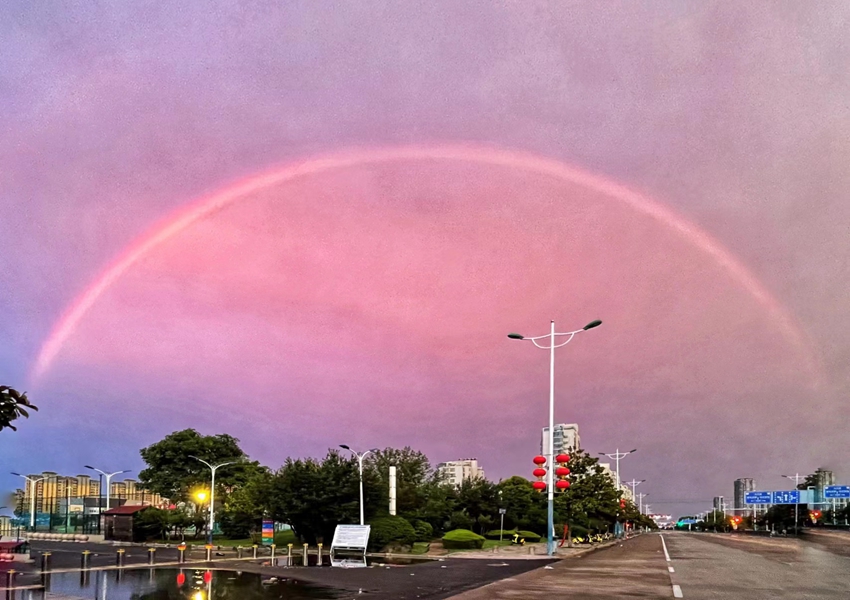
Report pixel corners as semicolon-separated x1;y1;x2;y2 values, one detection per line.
482;539;512;550
151;529;299;548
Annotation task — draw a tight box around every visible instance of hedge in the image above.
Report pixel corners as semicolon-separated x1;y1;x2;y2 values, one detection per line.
441;529;486;550
412;520;434;541
368;516;417;551
484;530;515;540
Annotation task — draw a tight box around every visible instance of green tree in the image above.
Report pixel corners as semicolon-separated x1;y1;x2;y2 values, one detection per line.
496;476;544;531
367;447;432;518
554;449;622;537
0;386;38;432
138;429;259;502
268;450;382;545
219;468;274;538
455;477;498;534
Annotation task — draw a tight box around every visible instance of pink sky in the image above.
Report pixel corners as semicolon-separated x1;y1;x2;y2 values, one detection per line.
2;2;849;517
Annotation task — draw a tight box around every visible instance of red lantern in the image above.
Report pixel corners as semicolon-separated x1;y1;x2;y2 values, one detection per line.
533;455;547;465
176;573;185;587
532;468;547;478
555;467;570;477
556;480;570;490
555;454;570;464
203;571;212;584
532;481;547;491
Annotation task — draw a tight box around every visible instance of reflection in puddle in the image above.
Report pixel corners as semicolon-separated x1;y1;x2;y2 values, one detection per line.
31;568;341;599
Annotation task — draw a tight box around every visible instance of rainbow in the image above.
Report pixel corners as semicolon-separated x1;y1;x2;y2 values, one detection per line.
30;144;821;382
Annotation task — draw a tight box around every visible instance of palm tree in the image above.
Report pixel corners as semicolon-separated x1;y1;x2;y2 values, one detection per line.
0;386;38;431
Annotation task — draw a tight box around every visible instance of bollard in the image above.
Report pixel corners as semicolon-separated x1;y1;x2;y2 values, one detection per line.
81;550;91;570
116;548;126;567
252;544;258;559
205;545;212;562
5;569;16;590
236;546;243;559
302;543;308;566
317;543;323;567
287;543;293;567
147;548;156;565
270;544;276;560
41;551;52;571
178;544;187;564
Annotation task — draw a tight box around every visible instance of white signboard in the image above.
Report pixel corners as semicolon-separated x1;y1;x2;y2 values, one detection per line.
330;525;370;568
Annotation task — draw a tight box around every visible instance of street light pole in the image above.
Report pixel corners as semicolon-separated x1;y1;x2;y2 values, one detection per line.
11;473;48;530
599;449;637;491
638;493;648;515
340;445;378;526
783;473;806;535
85;467;130;513
507;319;602;556
623;479;645;504
190;457;236;544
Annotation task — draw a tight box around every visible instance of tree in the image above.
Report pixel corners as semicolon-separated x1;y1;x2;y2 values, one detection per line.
554;449;622;535
497;476;545;532
0;386;38;432
138;429;259;502
219;468;274;539
455;477;498;534
367;447;433;518
268;450;382;545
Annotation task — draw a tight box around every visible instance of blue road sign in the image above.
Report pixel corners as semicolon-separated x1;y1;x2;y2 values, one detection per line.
772;490;800;504
824;485;850;499
744;491;772;504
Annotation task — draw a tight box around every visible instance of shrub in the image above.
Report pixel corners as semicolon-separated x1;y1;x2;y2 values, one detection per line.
441;528;486;550
368;516;417;551
413;520;434;541
484;529;515;540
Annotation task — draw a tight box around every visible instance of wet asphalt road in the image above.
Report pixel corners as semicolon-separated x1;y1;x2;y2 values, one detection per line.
449;531;850;599
11;531;850;598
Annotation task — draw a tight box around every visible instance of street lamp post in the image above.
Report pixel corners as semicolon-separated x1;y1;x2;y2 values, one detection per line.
598;449;637;491
507;319;602;556
637;493;648;515
11;473;48;530
783;473;806;535
189;457;236;545
340;445;378;526
85;467;130;513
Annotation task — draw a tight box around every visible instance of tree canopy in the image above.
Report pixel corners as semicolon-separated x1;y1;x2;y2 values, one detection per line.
1;385;38;432
138;429;259;502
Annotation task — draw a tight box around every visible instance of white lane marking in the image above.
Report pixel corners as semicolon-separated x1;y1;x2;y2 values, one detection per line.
673;584;684;598
668;566;675;573
660;534;671;562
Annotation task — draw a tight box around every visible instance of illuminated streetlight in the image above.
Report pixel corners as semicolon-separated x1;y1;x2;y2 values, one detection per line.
190;456;237;544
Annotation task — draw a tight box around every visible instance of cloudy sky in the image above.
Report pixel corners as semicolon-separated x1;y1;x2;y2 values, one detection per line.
2;1;849;518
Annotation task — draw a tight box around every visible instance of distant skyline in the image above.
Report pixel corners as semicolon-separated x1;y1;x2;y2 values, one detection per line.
2;1;849;519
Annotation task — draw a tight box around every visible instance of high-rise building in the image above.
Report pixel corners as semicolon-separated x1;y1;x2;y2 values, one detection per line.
13;472;165;515
541;423;580;456
436;459;485;486
713;496;725;513
734;478;755;515
811;468;835;506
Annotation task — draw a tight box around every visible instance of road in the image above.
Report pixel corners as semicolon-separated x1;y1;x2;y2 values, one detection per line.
448;531;850;599
8;532;850;598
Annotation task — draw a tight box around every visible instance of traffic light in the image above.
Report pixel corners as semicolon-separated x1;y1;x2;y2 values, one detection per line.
810;510;822;523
